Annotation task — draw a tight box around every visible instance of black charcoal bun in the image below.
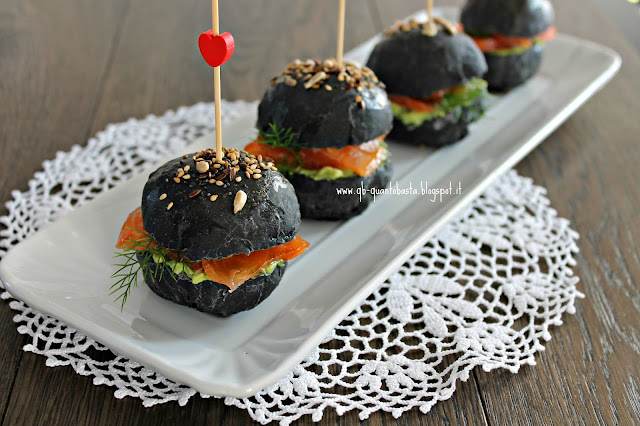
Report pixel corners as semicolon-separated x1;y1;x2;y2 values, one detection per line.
483;44;545;90
286;160;392;220
257;59;393;149
389;98;487;146
141;151;300;261
461;0;554;38
140;254;286;317
366;26;487;98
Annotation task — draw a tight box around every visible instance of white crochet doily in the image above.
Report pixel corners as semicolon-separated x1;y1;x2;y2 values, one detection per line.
0;101;583;424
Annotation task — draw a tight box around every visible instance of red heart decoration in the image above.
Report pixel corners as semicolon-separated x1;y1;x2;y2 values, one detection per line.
198;31;235;67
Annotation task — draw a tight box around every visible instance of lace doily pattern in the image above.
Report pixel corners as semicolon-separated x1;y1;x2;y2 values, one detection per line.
0;101;582;424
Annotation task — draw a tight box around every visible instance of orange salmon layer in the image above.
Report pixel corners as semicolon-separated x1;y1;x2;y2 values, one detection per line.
388;82;469;113
468;26;557;53
117;207;309;291
244;136;388;178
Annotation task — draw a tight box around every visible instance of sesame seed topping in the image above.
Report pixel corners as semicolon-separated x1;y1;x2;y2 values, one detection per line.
171;148;273;202
383;17;457;37
159;193;167;200
271;58;383;94
234;190;247;214
210;195;218;202
167;202;174;210
285;76;298;87
196;161;209;173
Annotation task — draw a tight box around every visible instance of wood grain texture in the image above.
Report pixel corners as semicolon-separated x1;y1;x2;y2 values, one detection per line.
1;0;639;424
372;1;640;424
481;0;640;424
88;0;379;136
0;0;130;422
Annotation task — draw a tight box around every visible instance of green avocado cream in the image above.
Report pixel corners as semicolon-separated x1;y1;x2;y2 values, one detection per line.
297;166;357;181
391;103;445;129
391;77;488;130
152;254;284;285
490;39;546;57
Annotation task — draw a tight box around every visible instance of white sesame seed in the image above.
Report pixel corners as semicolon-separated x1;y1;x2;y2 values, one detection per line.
196;161;209;173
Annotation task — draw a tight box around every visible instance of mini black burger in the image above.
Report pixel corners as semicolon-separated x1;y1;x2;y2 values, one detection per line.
245;58;393;220
366;18;489;147
461;0;556;91
113;147;309;317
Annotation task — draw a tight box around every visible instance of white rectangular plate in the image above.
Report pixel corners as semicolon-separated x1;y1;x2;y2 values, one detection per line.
0;10;620;398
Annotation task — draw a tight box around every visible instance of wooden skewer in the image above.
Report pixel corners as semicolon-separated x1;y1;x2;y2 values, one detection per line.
337;0;346;67
425;0;437;36
212;0;219;36
212;0;223;161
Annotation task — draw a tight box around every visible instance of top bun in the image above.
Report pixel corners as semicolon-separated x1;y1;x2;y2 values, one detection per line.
461;0;554;38
256;58;393;149
141;148;300;261
366;22;487;99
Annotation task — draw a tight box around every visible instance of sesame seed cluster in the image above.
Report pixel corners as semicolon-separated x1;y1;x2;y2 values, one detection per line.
270;58;385;109
159;147;277;214
384;17;458;37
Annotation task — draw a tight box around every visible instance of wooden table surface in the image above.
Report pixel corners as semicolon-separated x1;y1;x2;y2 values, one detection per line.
1;0;639;424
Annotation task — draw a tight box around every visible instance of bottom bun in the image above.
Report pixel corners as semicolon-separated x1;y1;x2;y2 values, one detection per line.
388;100;486;147
484;45;545;91
139;253;286;317
287;160;392;220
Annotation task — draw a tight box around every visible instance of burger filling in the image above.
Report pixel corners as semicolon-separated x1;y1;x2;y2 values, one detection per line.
116;207;309;291
467;26;557;56
244;134;390;181
389;77;488;131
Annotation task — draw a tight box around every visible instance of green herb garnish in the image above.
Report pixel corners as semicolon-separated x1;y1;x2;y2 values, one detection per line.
110;230;178;311
257;123;303;169
259;123;299;149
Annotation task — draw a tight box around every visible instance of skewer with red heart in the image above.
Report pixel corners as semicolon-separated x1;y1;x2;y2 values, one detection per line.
198;0;235;160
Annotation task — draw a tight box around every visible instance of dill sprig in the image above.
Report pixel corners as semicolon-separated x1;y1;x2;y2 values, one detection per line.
259;123;299;149
257;123;304;174
110;230;178;311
